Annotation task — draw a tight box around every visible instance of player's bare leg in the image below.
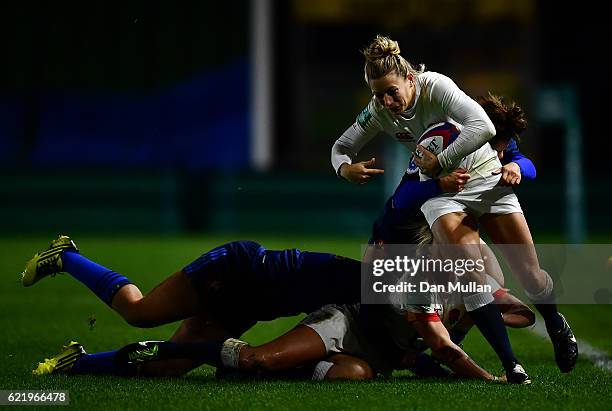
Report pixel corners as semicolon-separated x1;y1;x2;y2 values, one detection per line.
110;271;200;328
479;213;548;294
21;236;200;328
235;325;327;373
480;212;578;372
431;212;528;382
323;354;374;380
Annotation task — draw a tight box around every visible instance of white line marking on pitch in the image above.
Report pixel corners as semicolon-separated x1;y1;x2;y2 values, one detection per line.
531;317;612;372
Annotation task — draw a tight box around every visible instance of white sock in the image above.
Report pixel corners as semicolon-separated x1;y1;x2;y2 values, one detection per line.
312;361;334;380
220;338;248;369
524;270;554;303
464;291;494;312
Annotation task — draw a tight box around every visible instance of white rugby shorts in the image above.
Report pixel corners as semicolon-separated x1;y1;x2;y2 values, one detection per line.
420;173;522;227
300;304;394;376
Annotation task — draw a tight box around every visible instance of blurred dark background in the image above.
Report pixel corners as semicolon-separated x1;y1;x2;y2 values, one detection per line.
1;0;609;240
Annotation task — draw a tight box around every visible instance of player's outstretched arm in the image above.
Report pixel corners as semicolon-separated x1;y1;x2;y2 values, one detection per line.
392;169;470;215
413;320;496;380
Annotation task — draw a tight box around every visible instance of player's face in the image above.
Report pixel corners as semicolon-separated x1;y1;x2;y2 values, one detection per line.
369;72;416;114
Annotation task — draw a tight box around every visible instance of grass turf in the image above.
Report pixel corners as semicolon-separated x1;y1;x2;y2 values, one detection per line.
1;235;611;410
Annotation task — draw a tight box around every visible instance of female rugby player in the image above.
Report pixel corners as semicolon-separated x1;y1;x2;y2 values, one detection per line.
22;237;362;376
330;35;576;377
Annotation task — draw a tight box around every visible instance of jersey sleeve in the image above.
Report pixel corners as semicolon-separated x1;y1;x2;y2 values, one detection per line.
429;75;496;170
392;178;442;215
403;304;442;322
331;100;383;175
502;139;537;180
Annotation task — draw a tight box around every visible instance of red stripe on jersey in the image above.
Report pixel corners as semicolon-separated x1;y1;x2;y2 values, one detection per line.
493;288;510;299
413;312;441;322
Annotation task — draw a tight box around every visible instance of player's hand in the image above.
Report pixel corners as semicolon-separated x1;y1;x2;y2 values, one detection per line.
496;374;508;382
492;162;521;186
414;145;442;177
339;158;385;184
438;168;471;193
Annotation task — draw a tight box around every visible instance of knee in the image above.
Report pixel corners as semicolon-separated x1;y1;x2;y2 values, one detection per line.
340;362;374;380
326;360;374;380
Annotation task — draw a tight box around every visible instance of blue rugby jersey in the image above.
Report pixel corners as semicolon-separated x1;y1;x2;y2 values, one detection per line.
183;241;361;319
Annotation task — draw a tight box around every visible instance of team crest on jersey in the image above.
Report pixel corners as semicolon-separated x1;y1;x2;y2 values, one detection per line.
357;106;372;128
395;132;414;142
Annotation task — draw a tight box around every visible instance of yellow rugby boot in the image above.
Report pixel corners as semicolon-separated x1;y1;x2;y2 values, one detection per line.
32;341;86;375
21;235;78;287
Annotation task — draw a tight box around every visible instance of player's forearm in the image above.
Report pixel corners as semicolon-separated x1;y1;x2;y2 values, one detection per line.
504;139;536;180
331;143;353;176
433;76;496;169
331;119;378;175
432;345;494;380
511;157;536;180
438;119;495;170
393;179;442;215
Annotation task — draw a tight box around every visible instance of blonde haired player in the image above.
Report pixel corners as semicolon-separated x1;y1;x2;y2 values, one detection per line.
331;35;577;381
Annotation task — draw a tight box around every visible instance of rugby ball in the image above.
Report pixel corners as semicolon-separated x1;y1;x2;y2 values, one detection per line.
407;122;460;174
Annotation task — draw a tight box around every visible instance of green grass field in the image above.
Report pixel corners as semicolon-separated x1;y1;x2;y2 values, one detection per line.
1;235;611;410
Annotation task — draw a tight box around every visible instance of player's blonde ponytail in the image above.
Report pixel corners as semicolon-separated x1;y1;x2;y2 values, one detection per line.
362;35;424;84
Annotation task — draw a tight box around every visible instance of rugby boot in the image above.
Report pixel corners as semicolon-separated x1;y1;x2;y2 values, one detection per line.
32;341;86;375
21;235;78;287
505;362;532;385
548;313;578;373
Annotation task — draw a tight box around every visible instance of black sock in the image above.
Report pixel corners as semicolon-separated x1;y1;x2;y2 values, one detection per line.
469;303;518;371
534;303;564;331
154;340;226;367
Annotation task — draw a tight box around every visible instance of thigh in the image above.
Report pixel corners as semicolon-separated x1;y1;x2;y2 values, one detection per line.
480;212;539;271
480;212;534;245
431;212;480;245
127;271;201;327
480;213;545;289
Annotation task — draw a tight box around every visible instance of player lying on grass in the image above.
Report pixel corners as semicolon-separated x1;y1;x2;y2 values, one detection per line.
21;237;362;376
227;282;535;381
26;229;534;383
24;233;500;380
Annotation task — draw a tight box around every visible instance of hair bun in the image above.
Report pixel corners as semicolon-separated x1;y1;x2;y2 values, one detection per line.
363;35;401;62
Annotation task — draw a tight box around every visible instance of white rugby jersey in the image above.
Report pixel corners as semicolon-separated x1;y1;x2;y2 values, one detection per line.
331;72;501;180
381;271;504;353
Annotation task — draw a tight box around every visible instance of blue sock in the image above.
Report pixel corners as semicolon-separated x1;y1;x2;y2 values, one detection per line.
469;303;518;371
72;351;118;375
534;303;564;331
61;251;132;306
72;340;226;376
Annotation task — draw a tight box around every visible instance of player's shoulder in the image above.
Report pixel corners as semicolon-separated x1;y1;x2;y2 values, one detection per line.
417;71;456;94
